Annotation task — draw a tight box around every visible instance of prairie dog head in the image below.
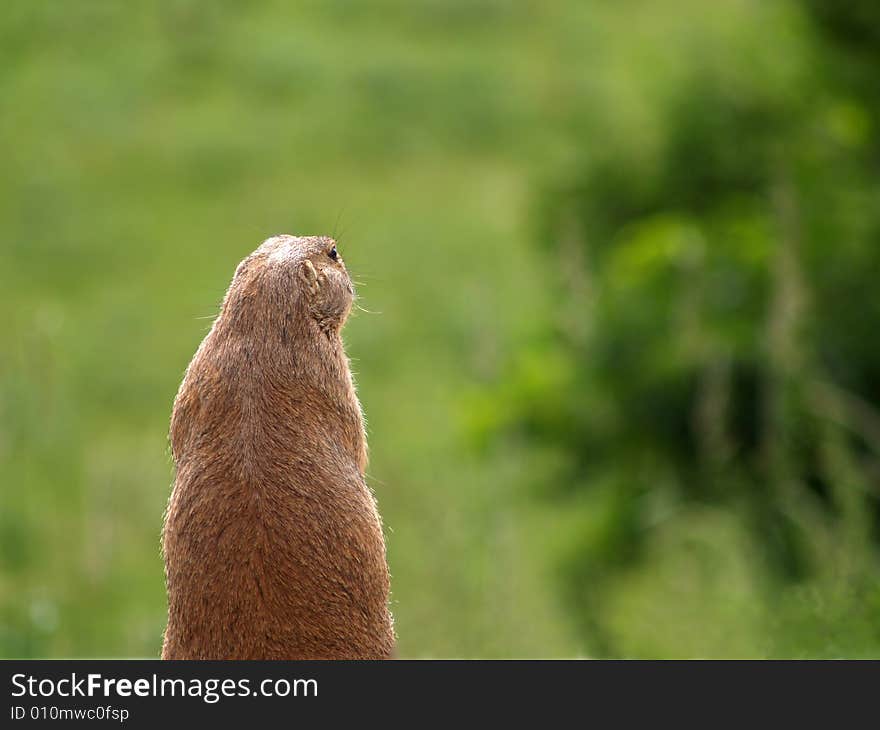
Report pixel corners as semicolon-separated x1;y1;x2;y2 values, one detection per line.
224;235;355;334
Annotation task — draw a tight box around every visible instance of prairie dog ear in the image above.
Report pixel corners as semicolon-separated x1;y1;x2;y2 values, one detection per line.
298;260;319;293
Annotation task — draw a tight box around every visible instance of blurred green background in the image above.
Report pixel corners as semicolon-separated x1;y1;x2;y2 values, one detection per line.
2;0;879;658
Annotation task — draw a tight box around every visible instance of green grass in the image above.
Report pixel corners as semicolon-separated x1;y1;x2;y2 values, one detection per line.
0;0;582;657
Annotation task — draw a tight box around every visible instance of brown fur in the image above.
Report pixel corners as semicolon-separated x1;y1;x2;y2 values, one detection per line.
161;235;394;659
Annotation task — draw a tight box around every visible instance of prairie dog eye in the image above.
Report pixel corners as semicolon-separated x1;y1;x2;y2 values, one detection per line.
328;245;339;261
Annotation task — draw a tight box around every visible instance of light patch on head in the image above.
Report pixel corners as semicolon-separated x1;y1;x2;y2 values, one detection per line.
264;236;299;265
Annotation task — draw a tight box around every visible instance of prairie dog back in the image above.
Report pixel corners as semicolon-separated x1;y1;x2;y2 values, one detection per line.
161;235;394;660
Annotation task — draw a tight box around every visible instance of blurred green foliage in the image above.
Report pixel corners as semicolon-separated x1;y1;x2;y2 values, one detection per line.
481;0;880;656
1;0;878;657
